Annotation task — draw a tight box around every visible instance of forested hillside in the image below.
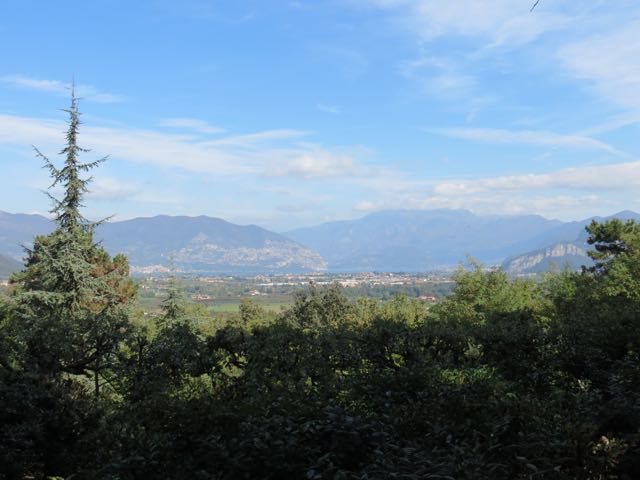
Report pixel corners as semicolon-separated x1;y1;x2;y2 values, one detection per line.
2;98;640;480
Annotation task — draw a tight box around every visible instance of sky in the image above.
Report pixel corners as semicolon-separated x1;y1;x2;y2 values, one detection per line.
1;0;640;231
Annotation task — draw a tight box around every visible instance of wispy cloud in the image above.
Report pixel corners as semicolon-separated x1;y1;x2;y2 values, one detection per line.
89;177;185;206
160;117;225;134
317;103;341;114
89;177;138;201
353;193;605;218
361;0;569;47
432;160;640;196
348;158;640;220
0;74;126;103
428;127;623;154
205;129;308;146
579;112;640;137
399;56;479;100
558;20;640;112
269;147;363;178
0;113;371;180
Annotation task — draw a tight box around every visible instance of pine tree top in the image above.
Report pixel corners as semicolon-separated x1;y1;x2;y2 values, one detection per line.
33;88;106;233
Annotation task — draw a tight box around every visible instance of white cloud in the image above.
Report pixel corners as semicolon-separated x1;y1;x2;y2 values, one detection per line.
0;113;369;180
1;76;67;93
429;127;622;154
353;200;378;211
205;129;308;146
88;177;186;207
579;111;640;137
361;0;570;47
433;161;640;196
160;117;225;134
271;147;363;178
404;193;605;217
558;21;640;112
351;188;613;220
0;75;126;103
360;0;640;131
89;177;138;201
348;158;640;220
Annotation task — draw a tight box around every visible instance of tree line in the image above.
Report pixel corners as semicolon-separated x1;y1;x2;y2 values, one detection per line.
0;97;639;479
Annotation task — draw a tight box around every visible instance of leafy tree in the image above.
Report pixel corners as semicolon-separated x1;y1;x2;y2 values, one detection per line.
283;282;354;329
433;258;542;326
238;297;265;326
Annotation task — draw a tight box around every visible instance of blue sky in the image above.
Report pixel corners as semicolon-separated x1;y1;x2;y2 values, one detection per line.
1;0;640;230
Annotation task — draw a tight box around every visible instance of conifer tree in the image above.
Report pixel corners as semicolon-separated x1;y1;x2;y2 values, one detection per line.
10;90;136;396
160;266;186;323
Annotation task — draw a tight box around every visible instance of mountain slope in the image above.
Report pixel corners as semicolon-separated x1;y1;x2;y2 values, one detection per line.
97;215;326;274
0;212;326;274
501;211;640;274
285;209;564;271
0;210;53;259
502;243;592;274
3;209;639;274
0;253;21;278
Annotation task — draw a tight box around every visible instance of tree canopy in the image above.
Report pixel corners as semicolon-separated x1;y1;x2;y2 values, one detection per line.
0;98;639;479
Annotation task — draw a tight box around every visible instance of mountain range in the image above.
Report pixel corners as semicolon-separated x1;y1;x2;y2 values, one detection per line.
0;253;21;278
1;209;638;276
285;209;565;271
501;210;640;274
0;211;325;276
286;209;640;274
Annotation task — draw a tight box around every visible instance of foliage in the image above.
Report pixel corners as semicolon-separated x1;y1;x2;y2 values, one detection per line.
2;99;640;479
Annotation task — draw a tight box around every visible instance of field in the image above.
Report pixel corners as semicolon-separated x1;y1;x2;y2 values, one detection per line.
133;272;454;317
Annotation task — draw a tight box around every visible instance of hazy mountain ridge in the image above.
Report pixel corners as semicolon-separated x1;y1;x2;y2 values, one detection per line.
0;210;53;259
502;242;592;275
285;209;566;271
500;211;640;274
0;253;21;278
2;209;639;274
0;212;326;274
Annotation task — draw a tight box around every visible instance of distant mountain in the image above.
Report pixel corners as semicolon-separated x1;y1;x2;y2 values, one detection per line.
284;209;565;271
501;211;640;275
98;215;326;274
2;209;639;275
502;242;593;275
0;212;326;274
0;210;52;260
0;253;21;278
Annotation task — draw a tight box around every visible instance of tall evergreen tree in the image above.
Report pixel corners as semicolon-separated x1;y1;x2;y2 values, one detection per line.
37;91;100;232
160;266;186;323
9;90;136;396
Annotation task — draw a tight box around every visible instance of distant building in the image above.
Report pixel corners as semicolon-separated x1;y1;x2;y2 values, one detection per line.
191;294;212;301
419;295;438;303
